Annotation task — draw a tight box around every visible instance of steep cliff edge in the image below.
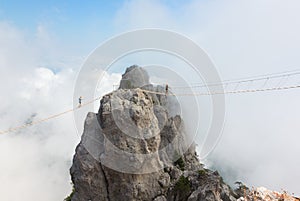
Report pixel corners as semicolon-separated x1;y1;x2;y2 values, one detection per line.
68;66;298;201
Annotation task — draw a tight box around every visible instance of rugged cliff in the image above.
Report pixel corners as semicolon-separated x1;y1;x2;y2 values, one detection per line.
68;66;298;201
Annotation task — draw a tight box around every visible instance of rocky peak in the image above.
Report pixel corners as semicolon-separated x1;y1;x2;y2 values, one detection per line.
68;66;298;201
119;65;150;89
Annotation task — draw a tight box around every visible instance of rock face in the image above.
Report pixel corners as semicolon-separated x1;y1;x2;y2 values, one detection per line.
69;66;245;201
235;187;300;201
119;65;150;89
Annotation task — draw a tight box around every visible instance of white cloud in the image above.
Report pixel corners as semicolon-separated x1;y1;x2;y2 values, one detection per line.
0;21;78;201
112;0;300;195
0;21;120;201
114;0;176;30
2;0;300;199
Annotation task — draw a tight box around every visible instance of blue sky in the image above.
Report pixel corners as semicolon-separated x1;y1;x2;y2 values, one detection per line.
1;1;150;58
0;0;192;50
0;1;121;29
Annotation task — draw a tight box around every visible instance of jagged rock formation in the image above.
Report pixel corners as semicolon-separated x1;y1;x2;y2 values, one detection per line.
68;66;297;201
119;65;150;89
235;187;299;201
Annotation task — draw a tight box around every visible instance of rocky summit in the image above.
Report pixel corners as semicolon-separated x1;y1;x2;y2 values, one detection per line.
68;66;299;201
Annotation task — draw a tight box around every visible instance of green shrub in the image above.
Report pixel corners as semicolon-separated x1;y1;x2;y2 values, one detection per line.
175;176;190;191
174;175;191;200
234;181;248;190
234;181;249;198
174;156;185;171
64;185;75;201
198;169;206;177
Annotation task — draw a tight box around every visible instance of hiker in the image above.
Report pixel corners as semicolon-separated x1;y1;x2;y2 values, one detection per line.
165;84;169;95
79;96;83;106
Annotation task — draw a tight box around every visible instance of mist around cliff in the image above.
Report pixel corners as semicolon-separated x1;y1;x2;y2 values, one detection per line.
1;1;300;200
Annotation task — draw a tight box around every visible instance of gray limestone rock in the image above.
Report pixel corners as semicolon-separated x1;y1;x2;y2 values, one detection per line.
69;66;239;201
119;65;150;89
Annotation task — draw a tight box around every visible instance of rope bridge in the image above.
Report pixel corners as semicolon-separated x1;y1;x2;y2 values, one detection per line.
1;70;300;135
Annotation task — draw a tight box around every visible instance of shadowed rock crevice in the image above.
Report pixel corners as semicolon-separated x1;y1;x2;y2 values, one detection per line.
99;164;110;201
